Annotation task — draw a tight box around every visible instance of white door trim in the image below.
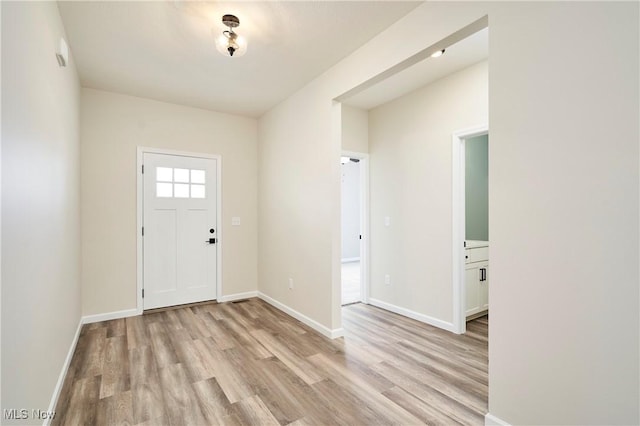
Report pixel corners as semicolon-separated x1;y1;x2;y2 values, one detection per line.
136;146;222;314
342;150;370;304
452;125;488;334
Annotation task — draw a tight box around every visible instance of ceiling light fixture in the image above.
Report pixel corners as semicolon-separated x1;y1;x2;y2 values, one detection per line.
431;49;445;58
215;14;247;57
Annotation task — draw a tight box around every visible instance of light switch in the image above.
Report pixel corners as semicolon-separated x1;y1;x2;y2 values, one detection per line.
384;216;391;227
232;217;241;226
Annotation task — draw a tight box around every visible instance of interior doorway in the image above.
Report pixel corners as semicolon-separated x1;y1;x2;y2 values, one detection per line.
334;17;488;334
452;126;489;333
341;151;369;306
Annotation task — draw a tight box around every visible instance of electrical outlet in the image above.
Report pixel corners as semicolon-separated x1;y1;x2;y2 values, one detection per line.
288;278;294;290
384;274;390;285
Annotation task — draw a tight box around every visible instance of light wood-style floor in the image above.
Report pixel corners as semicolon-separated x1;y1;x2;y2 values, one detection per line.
53;299;488;425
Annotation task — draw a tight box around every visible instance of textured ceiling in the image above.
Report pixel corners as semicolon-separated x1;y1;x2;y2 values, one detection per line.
58;1;422;117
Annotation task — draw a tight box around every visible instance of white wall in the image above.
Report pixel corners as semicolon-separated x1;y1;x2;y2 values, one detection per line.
488;3;638;424
368;60;488;323
1;2;3;411
1;1;81;419
258;79;338;329
258;1;639;424
81;89;258;315
341;160;360;260
341;104;369;153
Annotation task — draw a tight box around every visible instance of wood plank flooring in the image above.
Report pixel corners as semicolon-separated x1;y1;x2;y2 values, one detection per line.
53;299;488;425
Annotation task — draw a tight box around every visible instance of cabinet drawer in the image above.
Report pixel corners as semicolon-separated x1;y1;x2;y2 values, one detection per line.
466;247;489;263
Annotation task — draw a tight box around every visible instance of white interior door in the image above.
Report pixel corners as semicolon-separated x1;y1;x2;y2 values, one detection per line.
143;152;217;309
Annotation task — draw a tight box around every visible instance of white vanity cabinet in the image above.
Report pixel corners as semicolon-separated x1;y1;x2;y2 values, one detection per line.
465;241;489;318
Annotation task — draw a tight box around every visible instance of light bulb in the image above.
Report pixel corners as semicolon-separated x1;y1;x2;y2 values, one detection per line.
233;35;247;56
431;49;445;58
215;31;247;57
215;34;229;54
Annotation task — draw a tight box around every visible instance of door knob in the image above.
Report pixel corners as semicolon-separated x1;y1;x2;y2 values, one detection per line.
206;238;216;244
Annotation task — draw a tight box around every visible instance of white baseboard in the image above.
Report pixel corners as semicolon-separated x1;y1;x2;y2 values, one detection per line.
82;291;261;323
368;298;456;333
258;292;344;339
82;308;138;324
45;318;82;426
341;257;360;263
218;291;258;303
485;413;511;426
330;328;344;339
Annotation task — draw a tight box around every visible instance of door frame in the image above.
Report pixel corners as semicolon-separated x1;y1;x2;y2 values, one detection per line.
341;150;370;304
136;146;222;314
451;125;488;334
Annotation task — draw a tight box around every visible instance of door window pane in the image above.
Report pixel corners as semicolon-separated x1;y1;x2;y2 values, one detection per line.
156;182;172;197
174;168;189;183
191;169;205;184
191;184;205;199
156;167;172;182
154;166;207;198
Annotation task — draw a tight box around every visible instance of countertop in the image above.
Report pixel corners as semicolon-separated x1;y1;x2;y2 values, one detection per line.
465;240;489;249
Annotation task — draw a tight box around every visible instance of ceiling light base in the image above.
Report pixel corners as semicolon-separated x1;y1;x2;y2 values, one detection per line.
222;14;240;29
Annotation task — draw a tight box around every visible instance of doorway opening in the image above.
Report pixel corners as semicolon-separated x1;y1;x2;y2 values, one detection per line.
334;16;488;334
452;126;489;334
341;151;369;306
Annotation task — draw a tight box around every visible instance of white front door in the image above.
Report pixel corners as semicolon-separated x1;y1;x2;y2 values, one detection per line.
143;152;218;309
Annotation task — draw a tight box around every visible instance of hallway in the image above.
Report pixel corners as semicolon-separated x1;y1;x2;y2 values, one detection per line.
342;261;361;305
